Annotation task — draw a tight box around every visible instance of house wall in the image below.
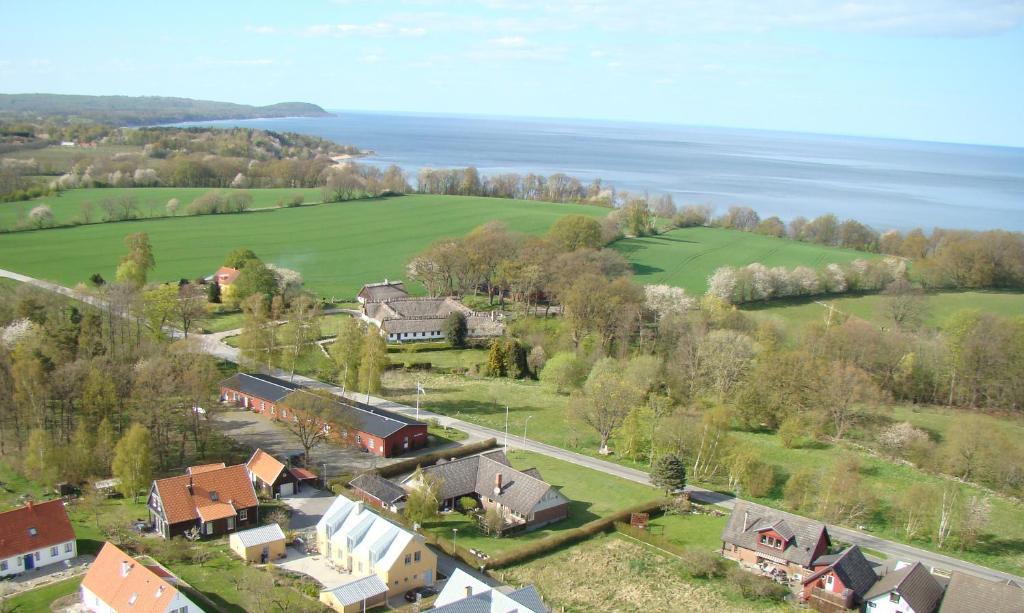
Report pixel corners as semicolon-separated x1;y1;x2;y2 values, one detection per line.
0;539;76;576
721;543;809;579
80;585;201;613
157;505;257;540
229;537;286;563
379;539;437;597
220;388;279;415
864;591;919;613
801;569;847;600
529;502;569;529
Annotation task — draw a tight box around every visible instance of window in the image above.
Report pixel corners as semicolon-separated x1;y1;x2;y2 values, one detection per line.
825;574;834;587
204;522;213;534
65;543;73;553
239;509;248;521
414;551;421;562
271;406;276;415
282;409;287;418
33;552;40;561
261;402;265;411
369;439;375;449
1;561;7;571
50;546;59;556
404;554;411;565
356;435;362;444
889;593;900;604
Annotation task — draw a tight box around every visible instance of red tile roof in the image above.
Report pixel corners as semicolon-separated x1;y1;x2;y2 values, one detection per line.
0;499;75;559
152;464;258;525
214;266;240;285
81;543;180;613
187;463;226;475
290;467;317;481
246;449;284;485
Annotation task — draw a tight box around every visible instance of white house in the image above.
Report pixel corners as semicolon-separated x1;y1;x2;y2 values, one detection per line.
863;562;945;613
80;542;204;613
0;499;77;577
431;568;548;612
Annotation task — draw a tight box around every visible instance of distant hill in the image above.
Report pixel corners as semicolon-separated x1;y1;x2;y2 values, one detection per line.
0;93;332;125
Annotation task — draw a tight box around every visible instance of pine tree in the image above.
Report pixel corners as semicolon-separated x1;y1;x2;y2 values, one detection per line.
443;312;468;348
651;453;687;495
207;280;221;304
112;423;153;503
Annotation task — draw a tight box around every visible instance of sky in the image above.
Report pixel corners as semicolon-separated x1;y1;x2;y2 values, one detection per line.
1;0;1023;147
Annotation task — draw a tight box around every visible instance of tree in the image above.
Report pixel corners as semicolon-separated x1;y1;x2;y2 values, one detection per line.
444;312;468;348
483;506;504;536
819;361;884;441
783;467;816;511
894;483;936;541
95;417;117;476
330;318;363;392
279;295;321;380
405;467;441;527
539;352;586;393
28;204;54;229
238;295;276;369
570;358;643;454
116;232;155;287
24;428;56;485
174;283;207;337
223;248;259;270
881;278;926;330
547;215;603;251
357;328;389;396
651;454;687;495
206;280;221;304
112;423;153;503
280;390;349;465
142;284;178;339
232;259;279;304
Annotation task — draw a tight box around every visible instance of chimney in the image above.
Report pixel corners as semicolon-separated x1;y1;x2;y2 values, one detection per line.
26;500;33;510
121;560;131;577
187;476;194;495
465;585;473;598
493;473;502;496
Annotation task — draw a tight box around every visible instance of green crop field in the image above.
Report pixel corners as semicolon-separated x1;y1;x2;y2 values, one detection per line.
745;290;1024;332
0;194;606;299
614;227;875;294
0;187;325;229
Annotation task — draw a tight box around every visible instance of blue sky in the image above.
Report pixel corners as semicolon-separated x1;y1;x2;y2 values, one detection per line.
2;0;1022;146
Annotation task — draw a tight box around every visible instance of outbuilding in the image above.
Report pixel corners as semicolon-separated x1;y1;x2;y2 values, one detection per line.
320;575;388;613
228;524;287;564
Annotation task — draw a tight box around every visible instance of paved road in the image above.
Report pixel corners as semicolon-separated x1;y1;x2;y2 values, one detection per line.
1;267;1019;586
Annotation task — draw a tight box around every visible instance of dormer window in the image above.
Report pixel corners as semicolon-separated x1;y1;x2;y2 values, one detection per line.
28;527;37;536
128;593;138;605
210;491;219;502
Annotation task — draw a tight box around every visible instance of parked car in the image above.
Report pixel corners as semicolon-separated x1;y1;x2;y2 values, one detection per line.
404;586;438;602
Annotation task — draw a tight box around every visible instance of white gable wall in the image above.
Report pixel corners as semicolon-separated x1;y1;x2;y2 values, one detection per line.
864;591;919;613
80;584;203;613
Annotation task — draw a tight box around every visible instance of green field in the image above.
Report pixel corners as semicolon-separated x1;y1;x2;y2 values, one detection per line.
745;290;1024;332
0;194;605;300
614;227;875;294
0;186;326;229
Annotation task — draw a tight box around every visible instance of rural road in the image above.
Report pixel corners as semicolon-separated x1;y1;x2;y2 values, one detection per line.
1;267;1020;586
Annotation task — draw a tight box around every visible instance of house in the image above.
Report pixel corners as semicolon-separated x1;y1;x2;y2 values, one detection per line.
220;374;429;457
320;575;390;613
938;571;1024;613
720;500;831;580
349;473;407;512
0;499;76;577
148;464;259;539
357;280;505;343
246;448;302;497
862;562;945;613
401;450;570;532
315;496;437;608
80;542;204;613
357;279;409;304
212;266;241;287
228;524;287;563
431;568;548;613
800;546;878;610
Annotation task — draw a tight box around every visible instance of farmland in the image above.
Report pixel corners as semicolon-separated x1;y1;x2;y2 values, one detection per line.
0;194;605;299
614;226;874;294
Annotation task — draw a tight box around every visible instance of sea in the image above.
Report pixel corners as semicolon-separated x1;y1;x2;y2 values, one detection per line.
179;111;1024;232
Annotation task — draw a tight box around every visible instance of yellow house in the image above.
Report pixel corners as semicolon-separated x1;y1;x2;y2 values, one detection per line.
316;497;436;609
319;575;388;613
228;523;287;563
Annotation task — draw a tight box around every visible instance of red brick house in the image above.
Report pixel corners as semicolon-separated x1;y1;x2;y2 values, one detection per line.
148;464;259;539
800;546;878;611
721;501;831;581
220;373;428;457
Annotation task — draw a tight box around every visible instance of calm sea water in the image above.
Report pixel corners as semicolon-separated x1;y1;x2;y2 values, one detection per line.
182;112;1024;232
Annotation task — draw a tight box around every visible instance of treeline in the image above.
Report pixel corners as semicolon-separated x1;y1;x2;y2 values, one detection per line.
707;258;905;304
416;167;616;206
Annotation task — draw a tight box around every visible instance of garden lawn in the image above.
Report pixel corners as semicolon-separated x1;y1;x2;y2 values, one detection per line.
744;290;1024;333
2;576;82;611
648;511;730;551
0;187;325;229
0;194;606;299
422;449;662;556
613;226;874;294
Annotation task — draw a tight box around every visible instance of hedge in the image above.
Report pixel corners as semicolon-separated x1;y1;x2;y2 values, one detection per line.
375;438;499;479
483;498;667;569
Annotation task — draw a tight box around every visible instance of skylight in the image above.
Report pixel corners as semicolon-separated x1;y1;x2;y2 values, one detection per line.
210;491;219;501
28;527;37;536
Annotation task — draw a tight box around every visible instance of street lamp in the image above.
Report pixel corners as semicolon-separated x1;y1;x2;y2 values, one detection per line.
522;416;533;448
321;462;328;491
452;528;458;553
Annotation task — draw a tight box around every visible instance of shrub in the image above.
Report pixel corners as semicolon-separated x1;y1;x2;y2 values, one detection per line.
777;415;804;448
458;496;478;512
726;567;789;602
375;438;498;479
289;193;304;207
679;547;726;579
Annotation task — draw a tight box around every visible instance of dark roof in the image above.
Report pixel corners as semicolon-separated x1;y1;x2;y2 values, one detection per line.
939;571;1024;613
805;546;878;599
220;373;300;403
431;585;548;613
350;473;407;505
720;500;830;568
865;562;945;613
407;451;566;516
358;281;409;302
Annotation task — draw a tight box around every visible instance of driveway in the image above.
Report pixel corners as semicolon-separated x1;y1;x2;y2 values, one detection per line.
283;489;336;529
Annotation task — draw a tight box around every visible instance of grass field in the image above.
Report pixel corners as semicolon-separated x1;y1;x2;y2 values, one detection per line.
614;226;875;294
0;194;606;299
0;186;326;229
745;290;1024;332
423;449;662;556
2;576;82;611
498;533;788;613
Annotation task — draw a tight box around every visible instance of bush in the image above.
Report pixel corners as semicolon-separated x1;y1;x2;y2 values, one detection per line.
458;496;478;512
375;438;498;479
678;547;726;579
726;567;789;602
